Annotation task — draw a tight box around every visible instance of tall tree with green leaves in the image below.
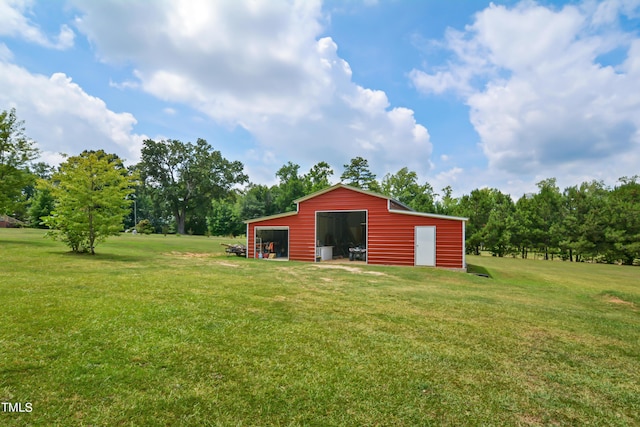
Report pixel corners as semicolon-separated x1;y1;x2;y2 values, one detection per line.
381;167;435;212
434;185;459;215
26;162;56;227
303;161;334;194
340;157;380;191
208;197;244;237
606;176;640;265
0;108;39;215
512;193;537;259
555;181;607;262
531;178;563;260
482;191;516;257
125;163;171;233
457;188;501;255
28;186;55;228
42;150;135;254
578;181;611;261
273;161;306;213
138;139;247;234
239;184;276;220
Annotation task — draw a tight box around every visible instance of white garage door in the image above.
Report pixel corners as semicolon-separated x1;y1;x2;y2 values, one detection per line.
415;226;436;266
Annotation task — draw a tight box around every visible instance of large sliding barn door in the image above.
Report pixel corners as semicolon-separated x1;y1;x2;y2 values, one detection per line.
415;226;436;266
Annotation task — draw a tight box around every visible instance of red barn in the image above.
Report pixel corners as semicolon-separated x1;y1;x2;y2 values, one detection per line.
245;184;467;269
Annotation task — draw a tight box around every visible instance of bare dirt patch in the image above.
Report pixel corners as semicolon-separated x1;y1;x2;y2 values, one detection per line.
311;264;387;276
604;295;635;308
216;261;240;268
164;252;241;268
517;413;547;426
165;251;212;259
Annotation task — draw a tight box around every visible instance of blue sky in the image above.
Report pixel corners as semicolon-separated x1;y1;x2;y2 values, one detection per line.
1;0;639;198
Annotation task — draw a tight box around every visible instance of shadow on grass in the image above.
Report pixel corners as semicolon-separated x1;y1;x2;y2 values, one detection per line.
52;251;146;263
467;263;492;278
0;237;50;247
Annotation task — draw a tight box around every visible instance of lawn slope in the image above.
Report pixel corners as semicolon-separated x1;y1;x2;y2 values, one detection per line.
1;229;638;426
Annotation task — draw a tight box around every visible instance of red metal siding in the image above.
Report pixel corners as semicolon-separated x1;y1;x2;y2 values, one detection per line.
247;214;313;261
370;212;464;268
247;186;465;268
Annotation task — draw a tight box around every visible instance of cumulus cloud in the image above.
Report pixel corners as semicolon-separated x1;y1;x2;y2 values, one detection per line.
0;61;146;164
0;42;13;61
410;0;640;188
70;0;432;179
0;0;75;49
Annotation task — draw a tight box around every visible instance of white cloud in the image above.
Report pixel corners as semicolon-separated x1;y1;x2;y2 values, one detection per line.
109;79;139;90
411;0;640;189
0;42;13;61
70;0;432;181
432;167;464;193
0;61;146;165
0;0;75;49
592;0;640;25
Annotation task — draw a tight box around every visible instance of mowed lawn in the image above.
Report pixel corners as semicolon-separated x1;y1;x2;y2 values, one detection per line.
1;229;638;426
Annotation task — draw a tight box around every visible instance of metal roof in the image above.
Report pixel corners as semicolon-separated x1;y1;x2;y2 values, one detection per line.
244;183;467;223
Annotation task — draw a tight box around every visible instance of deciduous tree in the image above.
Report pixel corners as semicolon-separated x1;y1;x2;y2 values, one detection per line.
43;150;134;254
434;185;458;215
0;108;39;215
273;161;306;212
482;192;515;257
208;198;243;237
240;184;276;220
457;188;500;255
381;167;435;212
138;139;247;234
303;161;333;194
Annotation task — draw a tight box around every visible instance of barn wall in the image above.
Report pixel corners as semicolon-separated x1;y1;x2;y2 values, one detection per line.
296;187;386;262
369;212;464;268
247;214;313;261
247;186;465;268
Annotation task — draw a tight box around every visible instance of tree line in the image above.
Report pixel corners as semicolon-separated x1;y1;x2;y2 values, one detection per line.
2;108;638;263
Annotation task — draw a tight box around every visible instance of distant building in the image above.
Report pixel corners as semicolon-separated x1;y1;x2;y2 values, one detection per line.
0;215;25;228
245;184;468;270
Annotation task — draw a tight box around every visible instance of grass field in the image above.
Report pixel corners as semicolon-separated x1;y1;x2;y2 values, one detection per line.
1;229;638;426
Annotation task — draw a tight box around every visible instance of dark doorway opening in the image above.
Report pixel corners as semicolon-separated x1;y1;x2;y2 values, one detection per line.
255;227;289;259
316;211;367;261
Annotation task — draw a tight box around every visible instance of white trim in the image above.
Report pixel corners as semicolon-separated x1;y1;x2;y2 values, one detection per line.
387;198;413;212
244;184;460;224
295;183;387;204
315;209;368;264
389;208;468;222
462;220;466;268
244;210;298;224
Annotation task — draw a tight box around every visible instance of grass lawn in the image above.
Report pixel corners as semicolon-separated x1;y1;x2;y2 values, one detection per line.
1;229;638;426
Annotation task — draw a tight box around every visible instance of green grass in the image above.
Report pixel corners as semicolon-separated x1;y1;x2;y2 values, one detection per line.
1;229;638;426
